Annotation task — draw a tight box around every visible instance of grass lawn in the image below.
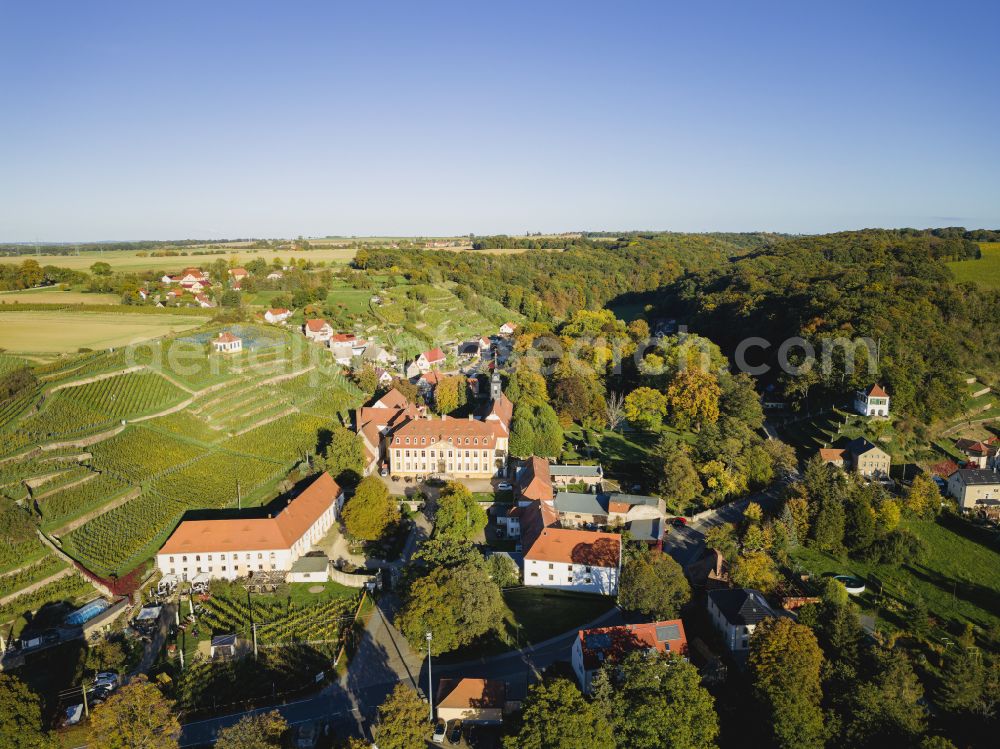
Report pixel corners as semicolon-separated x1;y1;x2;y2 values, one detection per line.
789;515;1000;633
0;311;205;353
286;580;359;607
562;424;693;483
947;242;1000;290
0;288;121;305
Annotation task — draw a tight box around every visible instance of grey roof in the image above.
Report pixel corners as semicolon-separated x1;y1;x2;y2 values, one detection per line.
846;437;883;456
291;555;329;573
553;491;607;516
549;464;603;478
211;634;237;647
627;518;661;542
609;492;660;507
707;588;776;626
954;468;1000;485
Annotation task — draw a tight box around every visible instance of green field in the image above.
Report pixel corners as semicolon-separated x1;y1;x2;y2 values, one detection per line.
948;242;1000;289
790;515;1000;632
0;288;121;305
0;310;205;353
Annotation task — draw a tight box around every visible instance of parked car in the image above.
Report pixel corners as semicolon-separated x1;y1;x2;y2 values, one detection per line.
380;466;389;477
432;719;447;743
671;517;688;527
447;720;463;745
497;482;512;491
93;672;119;690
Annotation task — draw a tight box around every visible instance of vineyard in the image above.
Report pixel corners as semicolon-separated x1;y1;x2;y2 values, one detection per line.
60;492;188;576
0;556;67;600
88;426;205;483
0;525;47;575
221;413;330;463
150;452;283;510
37;473;131;529
0;572;94;627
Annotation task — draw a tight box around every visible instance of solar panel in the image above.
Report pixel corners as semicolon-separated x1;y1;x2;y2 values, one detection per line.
584;633;612;650
656;624;680;642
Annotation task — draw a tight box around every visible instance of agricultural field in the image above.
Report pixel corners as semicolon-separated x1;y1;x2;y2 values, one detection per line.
0;288;121;305
947;242;1000;289
88;426;204;484
0;573;95;635
37;473;132;530
0;310;205;353
150;452;283;510
0;246;357;274
0;556;67;601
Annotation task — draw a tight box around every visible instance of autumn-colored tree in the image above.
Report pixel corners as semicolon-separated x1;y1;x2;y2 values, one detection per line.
319;427;366;486
698;460;748;505
664;369;722;431
434;482;487;540
342;476;399;541
618;550;691;619
374;684;428;749
433;375;466;415
647;437;702;514
89;676;180;749
749;618;825;749
624;387;668;431
0;673;54;749
876;498;902;532
904;474;939;519
504;678;614;749
730;551;779;593
215;710;288;749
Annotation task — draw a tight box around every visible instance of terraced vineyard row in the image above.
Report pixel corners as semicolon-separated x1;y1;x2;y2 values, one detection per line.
150;452;283;509
37;473;131;528
197;592;357;644
0;573;94;625
222;413;330;463
61;492;188;576
88;426;205;483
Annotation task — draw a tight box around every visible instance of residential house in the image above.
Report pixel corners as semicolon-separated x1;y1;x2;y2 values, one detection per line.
435;679;509;725
228;268;249;286
264;308;291;324
685;549;730;591
417;369;443;400
373;367;394;388
571;620;687;694
818;438;891;479
329;333;367;366
194;293;215;309
855;384;890;418
156;473;343;582
954;438;999;470
303;319;334;343
162;268;208;286
947;468;1000;510
549;464;603;490
266;270;283;280
519;493;621;595
361;343;395;366
706;588;778;658
499;322;518;336
414;346;446;373
213;332;242;353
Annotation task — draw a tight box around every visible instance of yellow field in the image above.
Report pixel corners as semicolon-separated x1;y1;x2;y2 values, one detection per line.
0;247;357;274
0;311;205;353
0;288;120;304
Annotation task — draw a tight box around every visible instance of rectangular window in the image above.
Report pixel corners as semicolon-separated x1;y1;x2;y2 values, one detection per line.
169;556;174;563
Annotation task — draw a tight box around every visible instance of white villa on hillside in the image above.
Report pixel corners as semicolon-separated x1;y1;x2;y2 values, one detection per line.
264;308;291;324
303;319;334;343
855;384;890;418
156;473;342;582
213;332;242;353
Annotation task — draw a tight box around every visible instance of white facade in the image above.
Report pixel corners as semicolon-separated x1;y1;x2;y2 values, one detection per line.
855;390;890;417
523;557;618;595
947;470;1000;510
265;309;291;324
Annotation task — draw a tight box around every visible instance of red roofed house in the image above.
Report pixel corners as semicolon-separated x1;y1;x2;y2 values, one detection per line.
156;472;343;582
264;308;291;324
519;491;621;595
303;318;334;343
415;347;446;373
194;293;215;309
571;620;687;693
954;438;999;470
228;267;249;285
213;331;242;353
355;389;423;475
499;322;518;336
854;383;890;418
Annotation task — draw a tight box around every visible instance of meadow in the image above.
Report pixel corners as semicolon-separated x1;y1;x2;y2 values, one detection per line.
947;242;1000;289
0;310;205;353
0;288;121;304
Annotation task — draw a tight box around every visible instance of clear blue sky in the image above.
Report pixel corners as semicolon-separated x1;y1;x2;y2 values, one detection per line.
2;0;998;241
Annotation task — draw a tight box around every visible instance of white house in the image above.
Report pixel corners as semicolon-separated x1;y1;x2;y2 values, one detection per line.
228;268;249;285
264;308;291;324
499;322;518;336
213;332;242;353
194;293;215;309
303;318;334;343
267;270;284;280
855;384;890;418
414;347;446;373
520;498;621;595
706;588;778;657
571;620;687;694
328;334;367;365
156;473;342;582
947;468;1000;510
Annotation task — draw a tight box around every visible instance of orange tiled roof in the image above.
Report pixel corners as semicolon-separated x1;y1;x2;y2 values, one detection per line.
160;473;339;554
518;456;553;502
436;678;505;710
819;448;847;462
422;347;446;363
865;384;888;397
216;332;240;344
577;620;687;670
305;319;330;332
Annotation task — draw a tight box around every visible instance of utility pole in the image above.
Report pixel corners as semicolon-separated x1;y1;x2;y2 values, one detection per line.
252;622;258;660
237;480;242;510
81;682;89;718
426;630;434;723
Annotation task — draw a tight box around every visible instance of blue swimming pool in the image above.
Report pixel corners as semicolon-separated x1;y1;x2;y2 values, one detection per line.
64;599;109;626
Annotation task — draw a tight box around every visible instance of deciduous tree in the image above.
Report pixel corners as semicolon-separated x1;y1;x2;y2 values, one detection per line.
624;387;668;431
215;710;288;749
0;673;53;749
319;426;366;486
618;550;690;619
89;675;179;749
647;437;702;514
504;678;613;749
342;476;399;541
374;684;427;749
434;482;487;541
